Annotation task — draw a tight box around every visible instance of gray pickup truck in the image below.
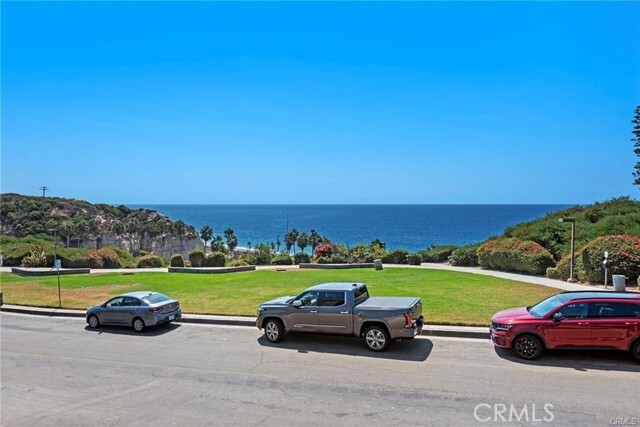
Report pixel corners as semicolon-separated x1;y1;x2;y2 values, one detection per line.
256;282;424;351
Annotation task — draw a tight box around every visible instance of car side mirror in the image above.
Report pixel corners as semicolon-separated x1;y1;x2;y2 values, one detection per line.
552;312;564;322
292;300;302;308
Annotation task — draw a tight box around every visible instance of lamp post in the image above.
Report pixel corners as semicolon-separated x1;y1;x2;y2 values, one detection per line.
48;228;62;307
559;218;577;283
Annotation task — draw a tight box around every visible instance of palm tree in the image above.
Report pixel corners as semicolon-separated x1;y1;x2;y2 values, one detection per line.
59;219;74;248
297;232;309;254
125;218;141;254
75;219;88;247
224;228;238;256
310;229;320;255
211;235;224;252
285;228;299;254
86;218;99;249
111;220;125;243
200;225;213;254
275;235;281;253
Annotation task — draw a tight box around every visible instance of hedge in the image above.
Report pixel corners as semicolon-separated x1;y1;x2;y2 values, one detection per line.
450;244;479;267
550;235;640;284
477;238;555;275
419;245;458;263
189;250;205;267
137;255;164;268
407;253;422;265
293;252;311;264
170;254;185;267
204;252;226;267
272;254;293;265
382;249;409;265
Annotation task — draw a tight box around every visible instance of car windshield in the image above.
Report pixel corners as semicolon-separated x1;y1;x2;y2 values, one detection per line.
529;294;572;318
141;293;170;304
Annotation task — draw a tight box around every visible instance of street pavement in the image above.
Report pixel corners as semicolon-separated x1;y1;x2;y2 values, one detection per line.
2;313;638;426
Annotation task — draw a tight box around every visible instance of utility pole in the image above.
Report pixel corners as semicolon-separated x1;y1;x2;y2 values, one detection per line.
40;186;49;214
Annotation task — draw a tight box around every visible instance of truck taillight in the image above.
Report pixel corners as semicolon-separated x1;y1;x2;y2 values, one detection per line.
404;313;413;328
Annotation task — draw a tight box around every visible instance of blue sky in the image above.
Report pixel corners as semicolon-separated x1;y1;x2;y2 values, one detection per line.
2;2;639;204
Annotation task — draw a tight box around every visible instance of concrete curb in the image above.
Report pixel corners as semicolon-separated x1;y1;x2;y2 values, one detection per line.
0;304;488;339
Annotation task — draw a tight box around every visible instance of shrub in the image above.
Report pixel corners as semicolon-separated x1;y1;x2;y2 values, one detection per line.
556;235;640;284
65;251;103;268
407;253;422;265
293;252;311;264
21;248;48;267
314;243;339;258
330;253;348;264
419;245;458;263
477;238;555;275
546;267;560;280
96;248;120;268
189;250;205;267
137;255;164;268
204;252;225;267
103;246;136;268
170;254;185;267
316;256;332;264
247;244;273;265
382;249;409;264
226;258;248;267
450;244;479;267
272;254;293;265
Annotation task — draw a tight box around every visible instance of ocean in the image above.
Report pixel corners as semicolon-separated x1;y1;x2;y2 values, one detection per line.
129;205;570;252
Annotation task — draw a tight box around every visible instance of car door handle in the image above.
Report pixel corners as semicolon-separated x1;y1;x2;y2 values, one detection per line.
577;322;590;325
310;310;318;313
340;311;349;314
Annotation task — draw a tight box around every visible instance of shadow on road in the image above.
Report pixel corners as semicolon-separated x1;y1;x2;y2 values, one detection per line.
494;346;640;373
84;322;181;337
257;333;432;361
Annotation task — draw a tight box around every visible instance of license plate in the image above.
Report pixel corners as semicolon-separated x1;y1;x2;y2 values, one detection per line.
169;315;175;321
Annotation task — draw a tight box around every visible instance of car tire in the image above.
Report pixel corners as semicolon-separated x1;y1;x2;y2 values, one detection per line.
364;325;390;352
132;317;146;333
264;319;284;343
513;334;543;360
631;340;640;363
88;314;100;329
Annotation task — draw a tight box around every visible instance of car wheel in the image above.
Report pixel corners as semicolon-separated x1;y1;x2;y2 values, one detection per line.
513;334;543;360
364;325;390;352
264;319;284;343
132;317;146;333
88;314;100;329
632;340;640;363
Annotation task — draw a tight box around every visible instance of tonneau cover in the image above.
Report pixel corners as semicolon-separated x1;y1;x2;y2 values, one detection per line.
356;296;420;310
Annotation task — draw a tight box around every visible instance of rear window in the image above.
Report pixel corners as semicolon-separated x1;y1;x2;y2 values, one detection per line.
354;285;369;301
141;293;170;304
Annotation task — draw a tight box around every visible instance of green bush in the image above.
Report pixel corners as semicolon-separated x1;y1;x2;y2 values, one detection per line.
546;267;560;280
382;249;409;264
293;252;310;264
450;244;479;267
65;251;103;268
330;253;348;264
316;256;331;264
204;252;226;267
103;246;136;268
189;250;205;267
21;248;48;267
477;238;555;275
137;255;164;268
553;235;640;284
170;254;185;267
419;245;458;263
272;254;293;265
407;253;422;265
226;258;248;267
96;248;120;268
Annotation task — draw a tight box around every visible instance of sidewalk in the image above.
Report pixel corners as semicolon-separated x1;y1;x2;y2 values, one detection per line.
0;304;489;339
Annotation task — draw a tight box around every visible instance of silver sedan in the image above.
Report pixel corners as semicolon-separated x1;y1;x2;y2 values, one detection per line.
86;291;181;333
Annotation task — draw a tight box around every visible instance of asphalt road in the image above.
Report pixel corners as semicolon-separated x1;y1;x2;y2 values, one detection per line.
2;313;639;427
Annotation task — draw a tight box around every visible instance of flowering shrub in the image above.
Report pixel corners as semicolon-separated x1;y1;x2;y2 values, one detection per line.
551;235;640;283
314;243;339;258
477;238;554;275
96;248;120;268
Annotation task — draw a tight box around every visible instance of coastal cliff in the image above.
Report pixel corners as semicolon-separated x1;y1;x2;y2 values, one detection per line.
0;193;203;258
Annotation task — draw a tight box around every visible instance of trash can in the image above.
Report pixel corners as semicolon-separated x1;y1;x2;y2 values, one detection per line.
373;259;383;271
612;275;626;292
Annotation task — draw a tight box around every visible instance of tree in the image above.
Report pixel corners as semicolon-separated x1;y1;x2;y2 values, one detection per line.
633;105;640;187
125;218;141;254
59;219;74;247
224;228;238;256
309;229;320;255
211;235;225;252
200;225;213;254
285;228;299;254
297;232;309;253
75;219;88;247
275;235;281;253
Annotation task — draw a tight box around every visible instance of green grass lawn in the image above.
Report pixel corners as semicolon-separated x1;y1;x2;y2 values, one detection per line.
0;268;558;326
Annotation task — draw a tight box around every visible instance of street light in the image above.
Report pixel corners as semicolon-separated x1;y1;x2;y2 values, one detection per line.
48;228;62;307
559;218;577;283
